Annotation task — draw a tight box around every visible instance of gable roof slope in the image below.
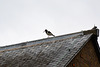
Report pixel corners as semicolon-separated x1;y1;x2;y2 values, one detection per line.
0;27;99;67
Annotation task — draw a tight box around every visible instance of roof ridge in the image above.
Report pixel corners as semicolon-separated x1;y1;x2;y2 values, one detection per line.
0;27;99;51
0;34;83;53
0;32;83;50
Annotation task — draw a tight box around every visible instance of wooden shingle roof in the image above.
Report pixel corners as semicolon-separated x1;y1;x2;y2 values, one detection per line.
0;28;99;67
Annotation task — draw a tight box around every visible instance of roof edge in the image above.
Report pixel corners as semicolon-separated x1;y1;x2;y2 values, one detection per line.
83;27;99;37
0;27;99;50
64;33;93;66
91;35;100;63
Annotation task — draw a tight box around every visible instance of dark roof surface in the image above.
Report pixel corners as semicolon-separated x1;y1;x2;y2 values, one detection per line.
0;31;94;67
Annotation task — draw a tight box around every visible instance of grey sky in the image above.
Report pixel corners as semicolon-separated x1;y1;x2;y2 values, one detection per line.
0;0;100;46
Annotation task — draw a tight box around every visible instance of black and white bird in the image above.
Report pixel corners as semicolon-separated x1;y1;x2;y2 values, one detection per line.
44;29;55;37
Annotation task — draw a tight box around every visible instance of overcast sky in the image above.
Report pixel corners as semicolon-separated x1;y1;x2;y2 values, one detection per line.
0;0;100;46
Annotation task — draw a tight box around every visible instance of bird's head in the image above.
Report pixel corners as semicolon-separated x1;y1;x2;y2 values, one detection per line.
43;29;48;33
45;29;48;32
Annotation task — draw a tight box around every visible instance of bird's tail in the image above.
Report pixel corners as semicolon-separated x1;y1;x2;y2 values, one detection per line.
53;35;55;37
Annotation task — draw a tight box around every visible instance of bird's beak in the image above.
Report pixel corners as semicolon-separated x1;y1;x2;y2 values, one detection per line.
43;31;45;33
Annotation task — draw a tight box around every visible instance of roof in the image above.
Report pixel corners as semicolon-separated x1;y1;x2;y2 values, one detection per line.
0;28;99;67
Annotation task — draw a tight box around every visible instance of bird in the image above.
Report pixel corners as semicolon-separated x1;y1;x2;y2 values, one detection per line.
44;29;55;37
92;25;97;30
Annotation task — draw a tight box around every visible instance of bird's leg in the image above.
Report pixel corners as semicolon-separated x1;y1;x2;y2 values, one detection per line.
48;36;49;38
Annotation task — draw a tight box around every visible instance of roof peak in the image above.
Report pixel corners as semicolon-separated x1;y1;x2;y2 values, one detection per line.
83;26;99;37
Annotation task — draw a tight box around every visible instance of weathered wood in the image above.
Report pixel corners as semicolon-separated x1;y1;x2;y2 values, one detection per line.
67;40;100;67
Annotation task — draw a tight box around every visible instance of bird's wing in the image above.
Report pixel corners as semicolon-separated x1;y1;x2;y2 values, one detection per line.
47;31;53;35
